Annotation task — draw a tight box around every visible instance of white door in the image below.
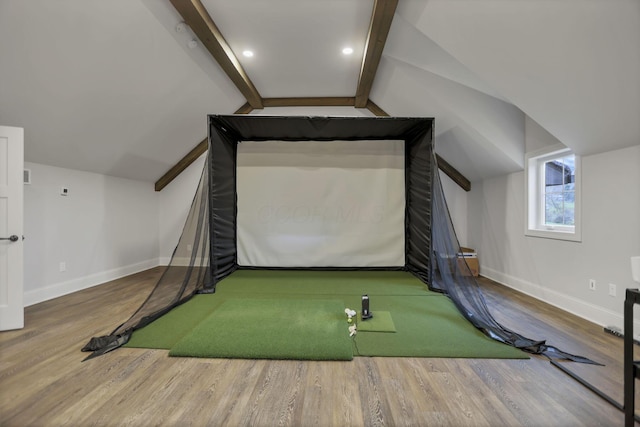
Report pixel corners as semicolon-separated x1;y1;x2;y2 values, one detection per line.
0;126;24;330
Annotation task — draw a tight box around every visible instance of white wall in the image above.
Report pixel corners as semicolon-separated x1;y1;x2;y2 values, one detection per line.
468;128;640;332
23;162;159;306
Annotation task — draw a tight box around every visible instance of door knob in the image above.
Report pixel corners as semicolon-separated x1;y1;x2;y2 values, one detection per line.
0;235;19;242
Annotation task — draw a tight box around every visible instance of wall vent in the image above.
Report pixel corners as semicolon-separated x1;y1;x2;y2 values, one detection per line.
23;169;31;184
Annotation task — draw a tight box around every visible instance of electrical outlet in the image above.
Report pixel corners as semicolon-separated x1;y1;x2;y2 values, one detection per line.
609;283;617;297
59;262;66;272
187;244;192;252
589;279;596;291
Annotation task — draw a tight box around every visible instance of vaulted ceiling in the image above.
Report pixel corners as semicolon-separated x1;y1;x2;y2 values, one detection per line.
1;0;638;187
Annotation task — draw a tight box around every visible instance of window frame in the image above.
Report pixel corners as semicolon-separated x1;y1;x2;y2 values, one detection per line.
525;144;582;242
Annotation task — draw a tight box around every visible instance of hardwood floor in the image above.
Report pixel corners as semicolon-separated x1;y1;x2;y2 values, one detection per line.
0;268;635;426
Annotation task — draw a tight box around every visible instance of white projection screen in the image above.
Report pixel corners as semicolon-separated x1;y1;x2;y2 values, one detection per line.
237;140;406;267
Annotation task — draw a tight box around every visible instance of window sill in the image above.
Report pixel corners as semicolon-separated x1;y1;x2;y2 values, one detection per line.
525;227;582;242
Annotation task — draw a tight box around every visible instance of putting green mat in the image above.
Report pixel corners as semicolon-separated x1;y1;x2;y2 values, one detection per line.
357;311;396;332
169;298;353;360
125;270;527;360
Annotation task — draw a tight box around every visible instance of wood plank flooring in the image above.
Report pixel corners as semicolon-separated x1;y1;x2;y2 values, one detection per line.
0;268;636;426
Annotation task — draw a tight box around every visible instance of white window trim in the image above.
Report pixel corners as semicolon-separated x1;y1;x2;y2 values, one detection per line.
525;143;582;242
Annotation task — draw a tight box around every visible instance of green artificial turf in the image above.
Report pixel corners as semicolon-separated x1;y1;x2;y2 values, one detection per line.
169;298;353;360
125;270;528;360
216;270;435;297
357;311;396;332
351;295;526;358
124;294;223;349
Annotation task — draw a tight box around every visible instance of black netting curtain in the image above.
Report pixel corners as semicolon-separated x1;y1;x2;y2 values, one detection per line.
430;159;598;364
82;159;212;359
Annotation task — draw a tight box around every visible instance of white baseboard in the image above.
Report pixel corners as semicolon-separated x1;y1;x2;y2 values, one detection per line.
24;258;160;307
158;256;199;267
480;265;640;339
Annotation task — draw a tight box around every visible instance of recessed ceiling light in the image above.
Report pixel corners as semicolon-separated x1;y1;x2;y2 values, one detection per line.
243;50;254;58
176;22;187;33
342;47;354;55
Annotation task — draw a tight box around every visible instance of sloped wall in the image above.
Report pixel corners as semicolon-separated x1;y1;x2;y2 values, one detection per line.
401;0;640;156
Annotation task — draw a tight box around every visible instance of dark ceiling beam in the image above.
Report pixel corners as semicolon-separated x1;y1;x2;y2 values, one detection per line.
154;137;207;192
154;103;252;191
170;0;263;109
435;154;471;192
355;0;398;108
262;97;355;107
234;102;254;114
364;99;389;117
365;99;471;192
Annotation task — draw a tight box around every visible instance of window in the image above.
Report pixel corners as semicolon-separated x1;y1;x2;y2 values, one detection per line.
525;144;581;242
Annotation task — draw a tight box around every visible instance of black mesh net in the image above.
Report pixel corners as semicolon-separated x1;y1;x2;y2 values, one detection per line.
430;160;598;364
82;160;214;360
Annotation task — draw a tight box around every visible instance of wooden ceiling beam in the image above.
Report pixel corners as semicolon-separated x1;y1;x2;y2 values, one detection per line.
355;0;398;108
262;97;355;108
365;99;389;117
154;103;253;191
154;138;208;192
170;0;263;109
435;154;471;192
365;99;471;192
234;102;254;114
